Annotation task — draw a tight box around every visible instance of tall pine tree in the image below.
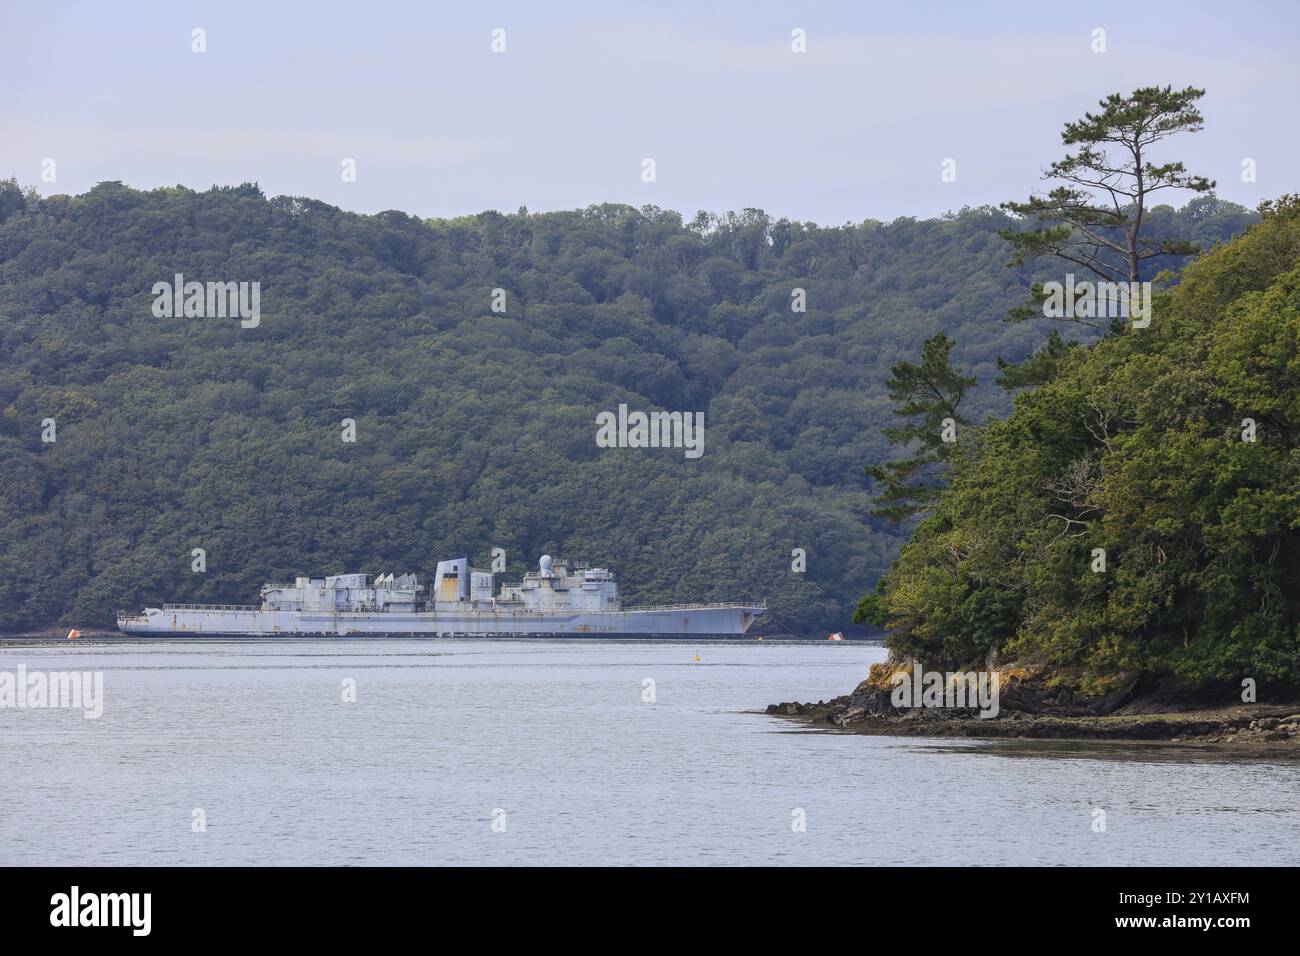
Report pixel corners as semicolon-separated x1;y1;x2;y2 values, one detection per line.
1000;85;1215;327
866;334;976;522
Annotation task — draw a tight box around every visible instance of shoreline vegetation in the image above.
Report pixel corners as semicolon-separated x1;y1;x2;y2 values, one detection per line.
818;92;1300;746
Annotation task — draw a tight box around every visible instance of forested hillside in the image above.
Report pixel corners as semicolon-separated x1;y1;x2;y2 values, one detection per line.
862;197;1300;684
0;179;1254;633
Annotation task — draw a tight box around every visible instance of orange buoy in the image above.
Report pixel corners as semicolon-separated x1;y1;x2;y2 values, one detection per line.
66;628;81;640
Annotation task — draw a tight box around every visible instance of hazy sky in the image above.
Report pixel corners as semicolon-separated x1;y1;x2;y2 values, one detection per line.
3;1;1297;224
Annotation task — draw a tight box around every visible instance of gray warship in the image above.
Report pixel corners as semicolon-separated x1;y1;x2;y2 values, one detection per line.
117;555;766;638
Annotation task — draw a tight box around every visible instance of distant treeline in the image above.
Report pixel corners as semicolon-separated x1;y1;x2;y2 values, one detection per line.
0;178;1255;633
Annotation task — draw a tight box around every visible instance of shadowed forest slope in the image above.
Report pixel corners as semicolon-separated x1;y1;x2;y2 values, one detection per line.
0;179;1254;633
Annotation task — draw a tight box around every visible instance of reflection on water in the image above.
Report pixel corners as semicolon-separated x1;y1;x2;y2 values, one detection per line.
907;738;1300;765
2;638;1297;866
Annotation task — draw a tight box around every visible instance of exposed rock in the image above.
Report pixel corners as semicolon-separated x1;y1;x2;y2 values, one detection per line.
767;656;1300;748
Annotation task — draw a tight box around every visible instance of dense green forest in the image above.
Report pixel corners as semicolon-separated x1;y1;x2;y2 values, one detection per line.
861;197;1300;684
0;178;1254;633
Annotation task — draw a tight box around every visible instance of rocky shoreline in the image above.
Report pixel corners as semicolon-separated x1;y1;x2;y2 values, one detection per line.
767;660;1300;750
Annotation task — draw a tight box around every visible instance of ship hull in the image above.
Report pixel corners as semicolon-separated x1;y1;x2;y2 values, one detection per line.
118;605;765;638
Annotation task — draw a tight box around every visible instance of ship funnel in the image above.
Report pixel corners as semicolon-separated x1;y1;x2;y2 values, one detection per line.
435;558;470;602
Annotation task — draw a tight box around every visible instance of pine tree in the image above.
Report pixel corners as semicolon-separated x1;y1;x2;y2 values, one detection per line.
866;334;976;522
1000;85;1215;327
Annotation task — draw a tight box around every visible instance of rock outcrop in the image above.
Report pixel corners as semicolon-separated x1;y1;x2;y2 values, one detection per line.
766;658;1300;747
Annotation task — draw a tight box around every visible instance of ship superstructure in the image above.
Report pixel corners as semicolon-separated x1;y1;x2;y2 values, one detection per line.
118;555;765;638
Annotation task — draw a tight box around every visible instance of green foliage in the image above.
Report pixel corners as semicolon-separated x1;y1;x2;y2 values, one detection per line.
1000;85;1216;314
869;197;1300;685
0;177;33;225
0;182;1253;634
866;333;975;521
995;330;1075;391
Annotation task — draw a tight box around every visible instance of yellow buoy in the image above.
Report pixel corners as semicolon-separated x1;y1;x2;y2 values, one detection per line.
693;652;700;662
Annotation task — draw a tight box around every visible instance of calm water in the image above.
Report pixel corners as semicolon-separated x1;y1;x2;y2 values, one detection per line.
2;638;1298;866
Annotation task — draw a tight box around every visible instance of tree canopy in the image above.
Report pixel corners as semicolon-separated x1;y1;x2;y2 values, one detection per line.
1001;85;1217;327
0;178;1255;634
860;197;1300;687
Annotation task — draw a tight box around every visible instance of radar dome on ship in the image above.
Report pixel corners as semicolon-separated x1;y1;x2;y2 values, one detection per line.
539;555;553;572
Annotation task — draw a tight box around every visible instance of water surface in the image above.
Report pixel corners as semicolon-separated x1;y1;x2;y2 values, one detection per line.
2;639;1297;865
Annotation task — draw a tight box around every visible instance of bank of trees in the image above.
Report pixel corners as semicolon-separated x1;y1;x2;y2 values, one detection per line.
860;88;1297;687
0;177;1252;633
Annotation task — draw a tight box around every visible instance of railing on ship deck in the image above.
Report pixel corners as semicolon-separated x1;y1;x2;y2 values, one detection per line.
140;601;767;614
620;601;767;612
160;603;261;611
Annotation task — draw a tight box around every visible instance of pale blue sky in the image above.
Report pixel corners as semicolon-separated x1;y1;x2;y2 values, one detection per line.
3;0;1297;223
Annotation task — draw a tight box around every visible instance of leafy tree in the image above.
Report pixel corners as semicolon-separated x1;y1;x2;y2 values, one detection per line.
0;177;30;224
866;197;1300;687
